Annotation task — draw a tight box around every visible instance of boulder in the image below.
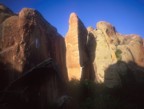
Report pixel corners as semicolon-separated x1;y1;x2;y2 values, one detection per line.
87;26;94;32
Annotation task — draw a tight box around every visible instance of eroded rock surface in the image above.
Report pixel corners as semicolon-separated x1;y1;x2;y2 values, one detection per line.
65;13;144;88
0;5;68;90
88;21;144;88
65;13;88;80
1;4;144;90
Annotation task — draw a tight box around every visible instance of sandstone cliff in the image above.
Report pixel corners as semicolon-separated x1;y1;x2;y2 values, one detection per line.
87;22;144;88
0;4;68;90
1;4;144;90
65;14;144;88
1;4;144;109
65;13;88;80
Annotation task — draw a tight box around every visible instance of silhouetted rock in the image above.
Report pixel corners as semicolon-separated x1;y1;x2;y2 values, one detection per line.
0;59;67;109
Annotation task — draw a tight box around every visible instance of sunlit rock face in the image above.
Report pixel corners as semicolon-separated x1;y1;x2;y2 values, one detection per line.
117;34;144;66
88;21;144;88
0;5;68;90
65;14;144;87
91;21;118;83
65;13;89;80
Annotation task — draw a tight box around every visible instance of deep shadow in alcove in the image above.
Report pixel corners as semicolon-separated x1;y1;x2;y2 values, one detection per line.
104;61;144;109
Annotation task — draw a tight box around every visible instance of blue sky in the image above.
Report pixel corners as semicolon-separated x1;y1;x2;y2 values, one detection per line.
1;0;144;37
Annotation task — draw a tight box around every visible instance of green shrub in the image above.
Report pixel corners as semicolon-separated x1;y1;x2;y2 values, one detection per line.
115;49;122;61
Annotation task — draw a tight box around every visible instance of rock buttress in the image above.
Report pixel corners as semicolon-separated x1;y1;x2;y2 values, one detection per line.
65;13;89;80
0;6;68;90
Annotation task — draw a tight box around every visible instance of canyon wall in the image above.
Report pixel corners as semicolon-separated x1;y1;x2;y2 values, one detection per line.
1;4;144;91
0;5;68;89
65;13;144;88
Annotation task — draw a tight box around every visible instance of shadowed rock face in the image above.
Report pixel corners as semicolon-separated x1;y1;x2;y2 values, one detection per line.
0;4;14;24
0;5;68;90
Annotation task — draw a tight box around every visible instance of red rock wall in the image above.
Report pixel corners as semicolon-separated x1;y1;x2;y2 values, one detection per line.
0;6;68;90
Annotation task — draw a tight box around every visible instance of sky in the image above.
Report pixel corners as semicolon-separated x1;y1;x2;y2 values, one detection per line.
0;0;144;37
